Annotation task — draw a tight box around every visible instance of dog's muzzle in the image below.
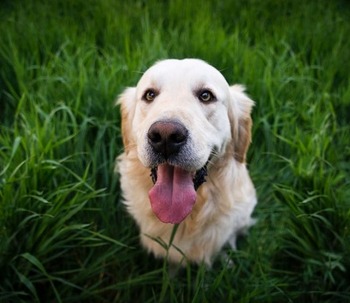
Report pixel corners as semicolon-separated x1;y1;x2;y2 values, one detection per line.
147;119;208;190
146;119;209;223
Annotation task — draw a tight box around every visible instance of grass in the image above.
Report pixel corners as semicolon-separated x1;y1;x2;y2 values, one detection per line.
0;0;349;302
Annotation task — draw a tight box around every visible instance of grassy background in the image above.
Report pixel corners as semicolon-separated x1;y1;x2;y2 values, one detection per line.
0;0;349;302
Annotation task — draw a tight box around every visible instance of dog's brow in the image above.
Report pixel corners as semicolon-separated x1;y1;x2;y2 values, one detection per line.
193;84;216;96
192;83;210;93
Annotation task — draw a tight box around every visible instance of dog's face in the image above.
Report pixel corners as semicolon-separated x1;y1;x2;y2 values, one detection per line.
119;59;253;224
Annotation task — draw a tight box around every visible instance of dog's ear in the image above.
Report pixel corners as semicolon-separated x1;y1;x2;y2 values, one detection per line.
227;85;254;163
116;87;137;154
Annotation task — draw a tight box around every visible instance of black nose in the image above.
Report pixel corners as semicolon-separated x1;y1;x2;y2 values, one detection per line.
147;120;188;158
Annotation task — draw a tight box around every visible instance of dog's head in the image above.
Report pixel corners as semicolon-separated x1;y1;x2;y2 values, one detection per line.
118;59;254;224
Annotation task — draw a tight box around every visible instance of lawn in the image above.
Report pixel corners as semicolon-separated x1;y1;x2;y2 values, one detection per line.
0;0;349;302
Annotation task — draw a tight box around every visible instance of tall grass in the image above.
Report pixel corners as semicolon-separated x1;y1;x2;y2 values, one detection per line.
0;0;349;302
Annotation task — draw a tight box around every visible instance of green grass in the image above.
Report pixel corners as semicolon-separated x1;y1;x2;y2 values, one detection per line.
0;0;349;302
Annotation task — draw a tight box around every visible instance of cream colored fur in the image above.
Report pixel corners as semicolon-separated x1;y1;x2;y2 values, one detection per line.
116;59;257;265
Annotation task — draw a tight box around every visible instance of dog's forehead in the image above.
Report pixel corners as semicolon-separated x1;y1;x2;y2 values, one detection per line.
138;59;229;91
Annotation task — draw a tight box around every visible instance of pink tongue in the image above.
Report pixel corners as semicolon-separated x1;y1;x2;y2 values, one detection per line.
148;164;196;224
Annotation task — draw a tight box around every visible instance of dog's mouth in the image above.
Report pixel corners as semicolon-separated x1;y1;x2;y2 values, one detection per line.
148;163;208;224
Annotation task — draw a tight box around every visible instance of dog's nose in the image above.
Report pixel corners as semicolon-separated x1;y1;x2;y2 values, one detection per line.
147;120;188;157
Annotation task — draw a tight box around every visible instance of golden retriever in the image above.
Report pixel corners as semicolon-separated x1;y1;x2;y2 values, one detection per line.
116;59;257;266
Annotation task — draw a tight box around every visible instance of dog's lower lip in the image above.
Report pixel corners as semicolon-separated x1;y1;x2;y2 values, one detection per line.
193;165;208;190
150;167;158;184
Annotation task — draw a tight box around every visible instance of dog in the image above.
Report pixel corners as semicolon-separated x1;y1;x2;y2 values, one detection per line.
116;59;257;266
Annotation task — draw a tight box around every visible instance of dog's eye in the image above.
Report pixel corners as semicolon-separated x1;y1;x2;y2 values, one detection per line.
198;90;215;103
143;89;157;102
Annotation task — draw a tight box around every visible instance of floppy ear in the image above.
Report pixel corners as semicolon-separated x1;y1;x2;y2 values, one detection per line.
228;85;254;163
116;87;137;154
